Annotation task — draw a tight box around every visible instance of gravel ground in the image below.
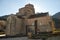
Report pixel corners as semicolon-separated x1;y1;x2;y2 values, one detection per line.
0;36;60;40
0;37;42;40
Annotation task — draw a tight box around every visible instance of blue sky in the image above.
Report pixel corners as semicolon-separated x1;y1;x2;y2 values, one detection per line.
0;0;60;16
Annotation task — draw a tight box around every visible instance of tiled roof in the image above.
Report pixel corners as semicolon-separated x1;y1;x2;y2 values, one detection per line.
28;12;49;18
16;12;49;19
16;15;24;19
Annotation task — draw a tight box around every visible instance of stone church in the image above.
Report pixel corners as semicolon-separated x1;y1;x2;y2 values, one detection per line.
0;4;54;36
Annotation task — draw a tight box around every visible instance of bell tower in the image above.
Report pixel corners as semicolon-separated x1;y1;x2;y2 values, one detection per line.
25;4;35;15
16;4;35;17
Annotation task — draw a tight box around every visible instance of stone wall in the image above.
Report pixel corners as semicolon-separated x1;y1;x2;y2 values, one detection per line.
16;4;35;17
27;16;52;32
0;20;6;30
6;15;22;36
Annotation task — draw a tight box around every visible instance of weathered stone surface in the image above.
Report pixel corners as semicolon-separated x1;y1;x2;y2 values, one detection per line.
27;15;52;32
15;16;22;35
6;14;22;36
0;20;6;31
16;4;35;17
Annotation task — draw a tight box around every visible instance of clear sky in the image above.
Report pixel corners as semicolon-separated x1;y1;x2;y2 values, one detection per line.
0;0;60;16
